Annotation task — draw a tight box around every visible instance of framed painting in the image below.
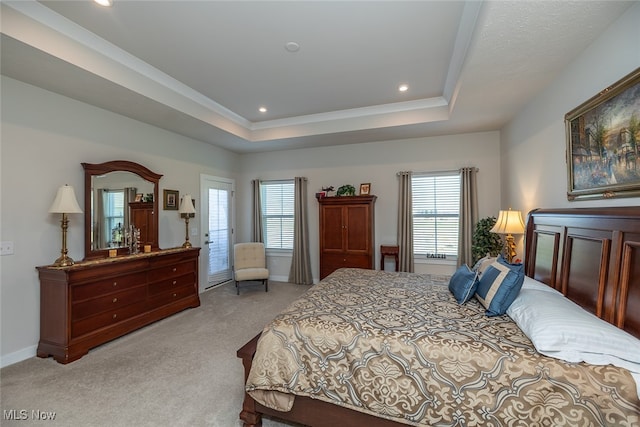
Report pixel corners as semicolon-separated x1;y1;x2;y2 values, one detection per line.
565;67;640;201
163;189;179;210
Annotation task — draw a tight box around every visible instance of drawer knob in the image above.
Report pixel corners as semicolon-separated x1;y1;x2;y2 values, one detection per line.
112;314;117;319
113;282;117;287
112;298;118;303
173;293;177;297
173;280;177;285
172;268;177;272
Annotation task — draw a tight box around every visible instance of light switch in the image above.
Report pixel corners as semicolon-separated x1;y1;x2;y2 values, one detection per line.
0;241;14;256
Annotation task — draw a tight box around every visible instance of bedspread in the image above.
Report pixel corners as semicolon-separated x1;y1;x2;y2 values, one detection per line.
246;268;640;426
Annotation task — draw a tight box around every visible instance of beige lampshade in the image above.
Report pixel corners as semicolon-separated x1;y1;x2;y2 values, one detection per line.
179;194;196;215
490;209;525;235
49;185;83;214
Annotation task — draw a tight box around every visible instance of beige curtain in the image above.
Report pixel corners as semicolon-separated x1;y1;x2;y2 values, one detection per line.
458;167;478;267
397;171;414;272
288;177;313;285
252;179;263;243
95;189;105;249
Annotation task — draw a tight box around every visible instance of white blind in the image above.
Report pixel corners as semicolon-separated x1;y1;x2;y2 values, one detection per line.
208;187;231;284
412;173;460;258
261;180;294;250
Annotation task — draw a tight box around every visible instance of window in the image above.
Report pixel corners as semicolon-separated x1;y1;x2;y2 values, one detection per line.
412;173;460;259
261;180;294;250
104;190;124;246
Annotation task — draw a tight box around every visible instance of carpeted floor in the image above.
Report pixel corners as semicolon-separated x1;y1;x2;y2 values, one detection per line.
0;280;311;427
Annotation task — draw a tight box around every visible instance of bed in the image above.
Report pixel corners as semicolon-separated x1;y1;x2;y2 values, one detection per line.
237;207;640;426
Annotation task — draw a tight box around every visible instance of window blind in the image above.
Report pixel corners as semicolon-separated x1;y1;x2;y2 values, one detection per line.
261;180;294;250
411;173;460;258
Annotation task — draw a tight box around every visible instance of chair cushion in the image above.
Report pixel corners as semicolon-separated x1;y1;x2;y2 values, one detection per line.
234;243;267;269
235;268;269;282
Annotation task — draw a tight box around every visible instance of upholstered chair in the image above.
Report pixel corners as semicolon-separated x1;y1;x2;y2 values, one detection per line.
233;242;269;295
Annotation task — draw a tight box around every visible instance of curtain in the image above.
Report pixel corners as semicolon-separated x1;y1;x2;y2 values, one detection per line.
458;167;478;267
288;177;313;285
95;189;105;249
252;179;263;242
397;171;414;272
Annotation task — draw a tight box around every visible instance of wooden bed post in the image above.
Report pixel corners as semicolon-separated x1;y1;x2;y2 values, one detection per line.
237;333;262;427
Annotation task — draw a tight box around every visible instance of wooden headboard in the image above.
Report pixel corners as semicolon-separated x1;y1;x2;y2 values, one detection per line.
524;207;640;339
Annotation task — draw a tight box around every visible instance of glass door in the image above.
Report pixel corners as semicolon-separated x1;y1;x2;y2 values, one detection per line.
200;175;234;291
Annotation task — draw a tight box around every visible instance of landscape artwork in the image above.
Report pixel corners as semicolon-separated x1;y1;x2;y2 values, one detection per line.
566;68;640;200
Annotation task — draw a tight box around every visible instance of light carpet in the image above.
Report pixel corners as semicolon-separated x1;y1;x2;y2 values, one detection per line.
1;280;311;427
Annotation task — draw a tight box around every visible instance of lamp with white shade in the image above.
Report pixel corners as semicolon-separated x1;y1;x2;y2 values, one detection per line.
179;194;196;248
49;185;83;266
490;208;525;263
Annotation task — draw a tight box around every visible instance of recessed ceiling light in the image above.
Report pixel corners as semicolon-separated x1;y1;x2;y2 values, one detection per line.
398;84;409;92
285;42;300;53
258;107;267;113
94;0;113;6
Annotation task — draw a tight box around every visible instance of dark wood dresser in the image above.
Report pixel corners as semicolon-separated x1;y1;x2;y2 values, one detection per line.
36;247;200;364
318;195;376;279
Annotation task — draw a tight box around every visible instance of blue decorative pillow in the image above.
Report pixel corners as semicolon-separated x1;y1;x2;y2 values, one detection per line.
475;256;525;316
448;265;479;304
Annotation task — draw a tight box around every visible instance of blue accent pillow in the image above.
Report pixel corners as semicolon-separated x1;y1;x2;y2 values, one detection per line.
475;256;525;316
448;264;479;304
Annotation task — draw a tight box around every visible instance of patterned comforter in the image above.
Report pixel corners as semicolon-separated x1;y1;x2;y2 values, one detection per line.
246;268;640;426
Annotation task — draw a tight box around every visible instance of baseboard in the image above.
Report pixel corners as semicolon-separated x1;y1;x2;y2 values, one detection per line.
1;345;37;368
270;275;289;283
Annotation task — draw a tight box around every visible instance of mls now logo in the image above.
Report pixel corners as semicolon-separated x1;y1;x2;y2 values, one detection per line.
3;409;56;420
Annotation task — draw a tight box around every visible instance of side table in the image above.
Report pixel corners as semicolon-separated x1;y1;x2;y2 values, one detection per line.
380;245;399;272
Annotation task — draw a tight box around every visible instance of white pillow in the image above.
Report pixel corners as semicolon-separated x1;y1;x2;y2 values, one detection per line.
507;287;640;388
520;276;563;295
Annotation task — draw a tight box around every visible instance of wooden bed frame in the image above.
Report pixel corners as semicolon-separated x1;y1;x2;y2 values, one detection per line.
237;206;640;427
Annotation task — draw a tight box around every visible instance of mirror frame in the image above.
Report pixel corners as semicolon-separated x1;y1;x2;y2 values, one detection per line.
82;160;163;260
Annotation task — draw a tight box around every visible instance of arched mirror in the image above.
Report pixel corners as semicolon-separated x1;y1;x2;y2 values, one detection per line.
83;161;162;260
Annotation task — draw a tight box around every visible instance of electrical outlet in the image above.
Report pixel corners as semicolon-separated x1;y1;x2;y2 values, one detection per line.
0;241;14;256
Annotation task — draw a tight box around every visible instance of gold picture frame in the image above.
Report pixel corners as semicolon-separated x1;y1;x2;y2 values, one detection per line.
359;183;371;195
565;67;640;201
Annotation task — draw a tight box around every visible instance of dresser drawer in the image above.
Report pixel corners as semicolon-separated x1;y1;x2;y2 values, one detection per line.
67;259;148;283
148;260;195;282
71;300;147;339
72;272;147;302
148;273;195;296
148;285;196;310
322;254;371;269
72;285;147;321
149;251;197;268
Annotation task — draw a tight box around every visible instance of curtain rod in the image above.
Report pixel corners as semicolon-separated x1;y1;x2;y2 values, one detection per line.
396;167;478;176
258;178;307;182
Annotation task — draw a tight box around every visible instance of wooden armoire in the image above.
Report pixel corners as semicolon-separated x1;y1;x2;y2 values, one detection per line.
318;195;376;279
129;202;156;247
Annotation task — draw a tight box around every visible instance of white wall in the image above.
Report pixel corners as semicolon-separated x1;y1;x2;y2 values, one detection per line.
501;2;640;215
0;76;240;366
237;132;502;281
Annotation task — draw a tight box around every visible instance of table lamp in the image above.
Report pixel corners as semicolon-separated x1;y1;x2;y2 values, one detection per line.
490;208;525;263
49;184;83;266
179;194;196;248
